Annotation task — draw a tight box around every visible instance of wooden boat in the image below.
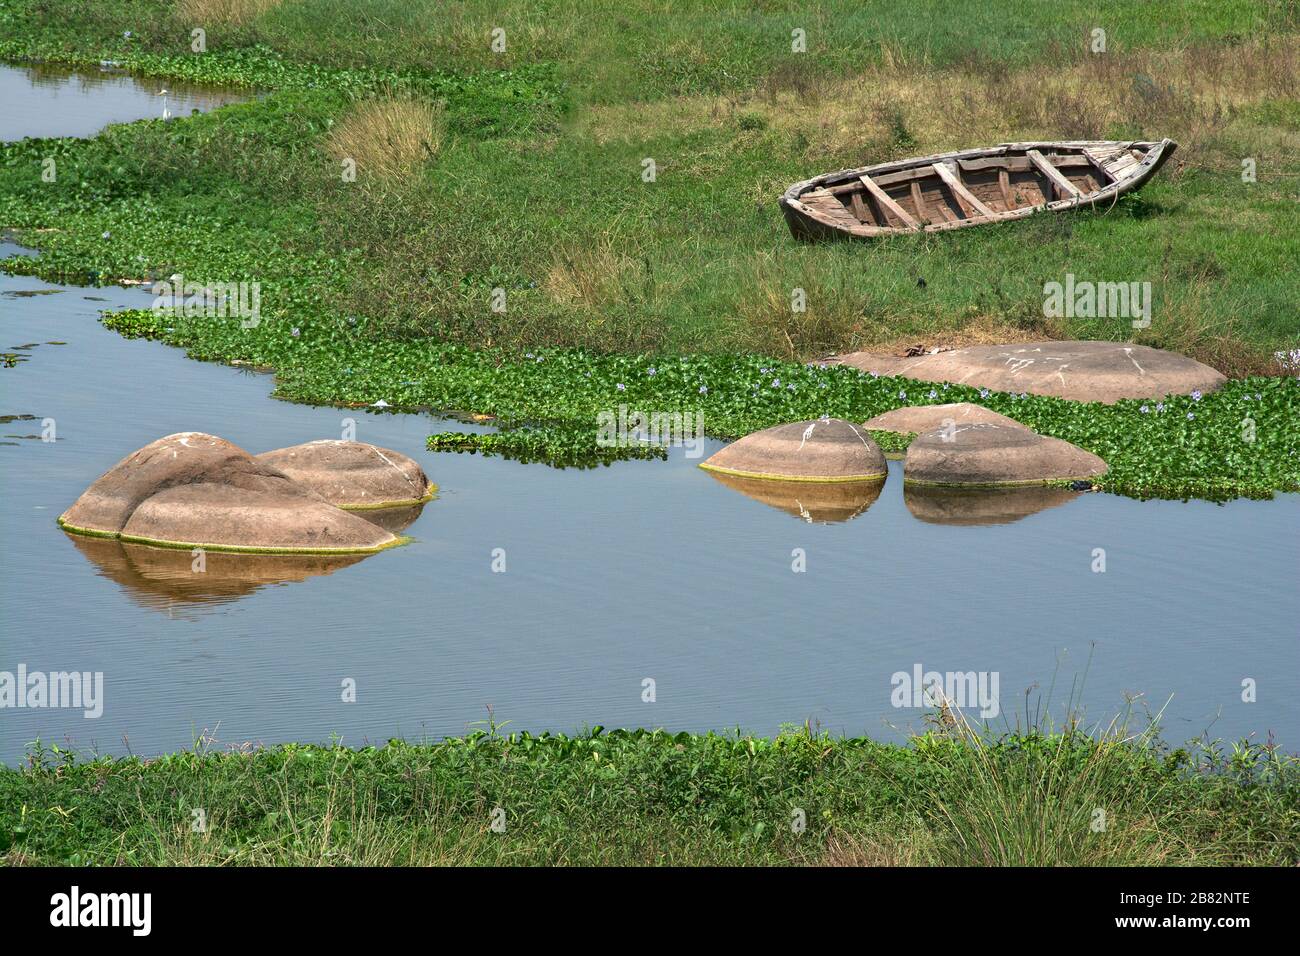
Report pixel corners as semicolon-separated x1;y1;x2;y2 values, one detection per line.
779;139;1176;240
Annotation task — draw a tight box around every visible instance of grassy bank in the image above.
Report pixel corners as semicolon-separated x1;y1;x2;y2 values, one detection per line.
1;1;1298;499
3;717;1297;866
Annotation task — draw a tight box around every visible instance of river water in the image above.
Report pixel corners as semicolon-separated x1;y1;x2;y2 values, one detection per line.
1;65;1297;763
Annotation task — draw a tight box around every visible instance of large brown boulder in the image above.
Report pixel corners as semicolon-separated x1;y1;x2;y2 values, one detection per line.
256;440;433;509
59;432;252;536
58;432;398;553
904;421;1106;487
864;402;1027;434
705;470;884;522
700;418;887;482
832;341;1225;403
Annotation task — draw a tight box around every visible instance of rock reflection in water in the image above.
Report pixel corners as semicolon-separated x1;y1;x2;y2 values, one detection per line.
705;471;885;523
904;484;1079;526
63;502;424;611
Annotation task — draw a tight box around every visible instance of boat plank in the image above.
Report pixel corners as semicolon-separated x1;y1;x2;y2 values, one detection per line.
801;188;864;228
1083;149;1116;184
1027;149;1082;199
849;190;871;223
997;169;1013;208
910;181;930;223
859;174;918;228
932;162;998;219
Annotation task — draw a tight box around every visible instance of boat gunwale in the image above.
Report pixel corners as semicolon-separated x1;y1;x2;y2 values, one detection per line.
779;139;1175;238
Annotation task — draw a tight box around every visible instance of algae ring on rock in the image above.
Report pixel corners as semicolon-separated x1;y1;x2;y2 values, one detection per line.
58;432;403;554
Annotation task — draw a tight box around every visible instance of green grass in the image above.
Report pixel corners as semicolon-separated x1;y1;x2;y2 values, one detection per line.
1;1;1298;500
3;716;1296;866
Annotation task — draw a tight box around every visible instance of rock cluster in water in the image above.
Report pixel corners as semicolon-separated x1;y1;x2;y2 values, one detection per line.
703;407;1106;522
58;432;428;554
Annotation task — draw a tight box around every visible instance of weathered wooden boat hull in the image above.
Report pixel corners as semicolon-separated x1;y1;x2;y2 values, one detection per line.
779;139;1176;240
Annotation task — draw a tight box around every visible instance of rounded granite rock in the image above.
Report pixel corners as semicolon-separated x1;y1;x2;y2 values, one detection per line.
832;341;1225;403
904;421;1107;487
700;418;887;482
864;402;1027;434
255;440;433;509
58;432;254;536
58;432;399;554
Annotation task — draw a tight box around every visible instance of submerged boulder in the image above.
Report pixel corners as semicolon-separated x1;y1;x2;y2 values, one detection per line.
59;432;398;554
864;402;1026;434
832;340;1225;403
700;418;887;482
256;440;433;509
904;421;1107;487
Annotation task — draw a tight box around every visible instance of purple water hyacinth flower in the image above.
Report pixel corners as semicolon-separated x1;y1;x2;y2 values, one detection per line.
787;383;796;391
979;389;990;398
647;367;656;376
1187;412;1195;419
772;379;781;387
699;385;708;394
1156;402;1165;412
928;390;938;399
898;390;907;400
291;327;301;337
1191;390;1202;401
616;383;625;391
1139;405;1149;413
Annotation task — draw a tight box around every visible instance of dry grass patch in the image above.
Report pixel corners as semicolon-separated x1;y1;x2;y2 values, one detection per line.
176;0;282;27
816;825;936;866
542;238;639;308
582;36;1300;172
326;97;446;182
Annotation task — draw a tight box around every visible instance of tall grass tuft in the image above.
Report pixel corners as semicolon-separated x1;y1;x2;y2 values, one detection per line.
326;97;446;183
916;695;1180;866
